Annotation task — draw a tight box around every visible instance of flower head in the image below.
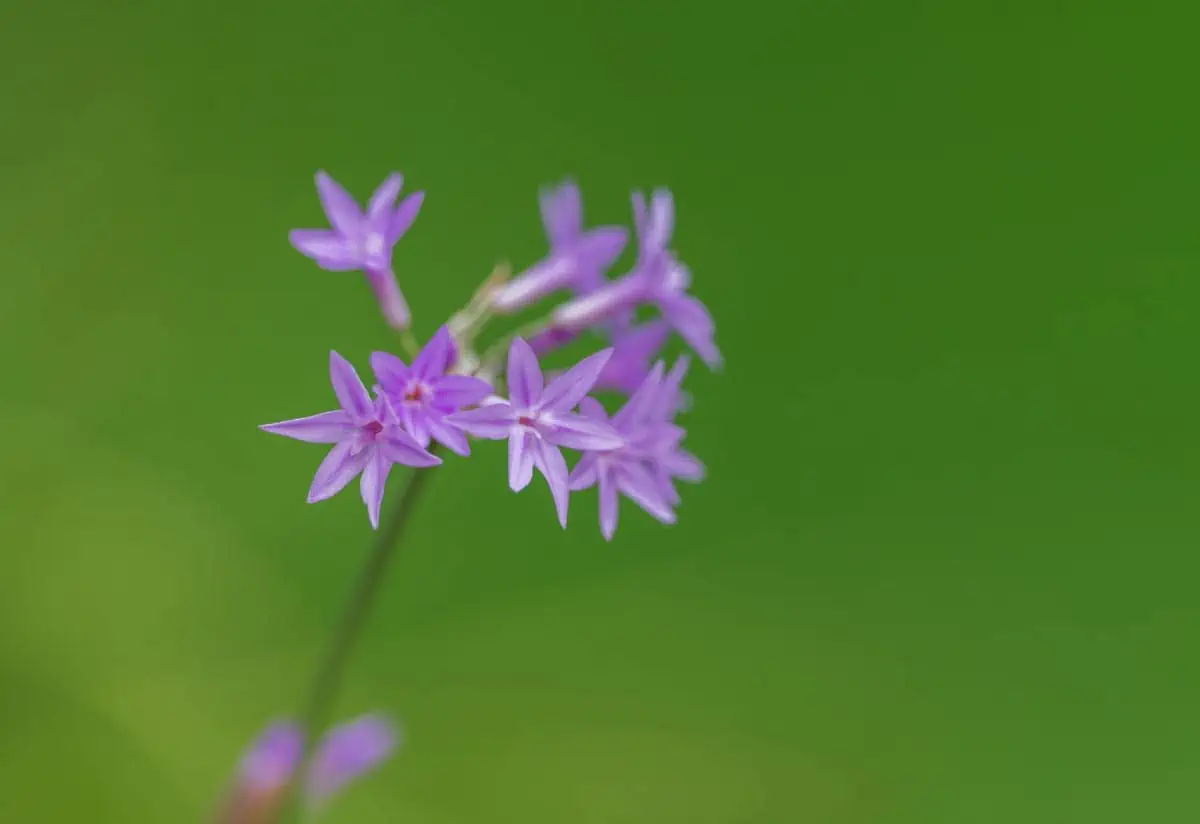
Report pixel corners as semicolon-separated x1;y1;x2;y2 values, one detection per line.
447;338;624;526
261;351;441;528
289;171;425;330
551;189;721;369
490;181;628;312
569;358;704;539
371;326;492;456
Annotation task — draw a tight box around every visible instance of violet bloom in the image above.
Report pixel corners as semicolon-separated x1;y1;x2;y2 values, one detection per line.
447;338;624;527
490;180;628;312
218;716;396;824
592;320;671;395
289;171;425;330
261;351;441;528
371;325;492;456
552;189;721;369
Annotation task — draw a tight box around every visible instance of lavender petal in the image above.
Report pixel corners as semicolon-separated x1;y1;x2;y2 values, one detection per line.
260;410;355;444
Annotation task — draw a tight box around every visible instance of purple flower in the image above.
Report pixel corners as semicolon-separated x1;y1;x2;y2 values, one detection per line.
569;358;704;539
218;716;397;823
552;189;721;369
490;181;628;312
592;320;671;395
447;338;624;526
261;351;441;528
371;326;492;457
289;171;425;330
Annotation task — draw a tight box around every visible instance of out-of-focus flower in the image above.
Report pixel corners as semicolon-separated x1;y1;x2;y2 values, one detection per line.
591;320;671;395
446;338;623;526
371;326;492;456
552;189;721;368
289;171;424;330
215;716;397;824
490;181;628;312
261;351;441;528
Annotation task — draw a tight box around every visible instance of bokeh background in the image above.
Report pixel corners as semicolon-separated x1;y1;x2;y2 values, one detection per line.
2;2;1198;822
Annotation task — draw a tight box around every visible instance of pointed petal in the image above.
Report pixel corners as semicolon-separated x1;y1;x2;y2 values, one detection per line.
426;415;471;456
359;449;392;529
545;412;624;451
663;447;706;482
598;467;619;540
238;722;304;792
315;171;362;234
329;351;374;419
399;405;431;447
650;355;691;421
577;397;608;421
260;410;355;444
411;325;454;381
507;337;544;409
614;361;666;429
431;374;492;409
507;431;536;492
446;402;515;440
369;350;411;396
574;226;628;273
367;173;403;222
289;229;362;271
568;452;600;490
308;442;370;503
660;294;722;369
631;191;649;246
540;180;581;247
533;440;570;527
387;191;424;244
617;461;677;524
539;348;613;414
646;188;675;253
656;464;682;506
305;715;398;808
381;428;441;467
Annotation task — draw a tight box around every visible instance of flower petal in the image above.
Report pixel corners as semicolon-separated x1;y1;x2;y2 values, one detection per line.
367;173;404;222
568;452;600;490
598;467;619;540
490;255;576;312
551;275;647;331
533;439;570;528
305;715;398;809
660;294;721;369
446;402;515;440
574;226;628;272
289;229;362;271
613;361;666;429
539;348;613;414
646;189;675;253
388;191;424;244
308;442;371;503
260;410;355;444
360;449;392;529
508;430;535;492
577;397;608;421
237;721;304;792
616;461;677;525
329;351;374;420
381;428;441;467
411;325;454;381
315;171;362;235
426;415;471;456
545;412;624;451
399;405;431;448
506;337;544;409
431;374;492;409
540;180;581;248
662;447;705;483
369;350;411;396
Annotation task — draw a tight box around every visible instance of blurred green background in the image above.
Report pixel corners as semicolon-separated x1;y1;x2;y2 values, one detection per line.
2;1;1198;822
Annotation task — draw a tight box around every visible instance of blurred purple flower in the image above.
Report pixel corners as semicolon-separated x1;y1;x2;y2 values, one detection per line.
371;326;492;456
289;171;425;330
592;320;671;395
447;338;623;526
260;351;441;528
490;181;628;312
552;189;721;369
304;715;399;809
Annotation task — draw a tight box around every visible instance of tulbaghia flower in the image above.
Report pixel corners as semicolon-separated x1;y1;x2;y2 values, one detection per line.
217;716;396;824
289;171;425;330
592;320;671;395
261;351;441;528
552;189;721;369
490;181;628;312
371;325;492;456
447;338;624;526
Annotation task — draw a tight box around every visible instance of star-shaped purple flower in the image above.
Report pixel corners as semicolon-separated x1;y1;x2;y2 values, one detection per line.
552;189;721;369
490;180;628;312
370;325;492;457
289;171;425;330
261;351;441;528
447;338;624;527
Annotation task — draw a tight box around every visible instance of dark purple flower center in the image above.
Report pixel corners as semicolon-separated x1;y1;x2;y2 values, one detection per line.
364;420;384;436
403;386;425;403
517;415;536;427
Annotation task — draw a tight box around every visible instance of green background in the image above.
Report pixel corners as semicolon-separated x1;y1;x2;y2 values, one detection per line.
1;2;1197;822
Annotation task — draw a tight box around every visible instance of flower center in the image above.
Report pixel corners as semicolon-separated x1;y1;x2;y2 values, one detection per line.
517;415;537;427
403;382;428;404
363;232;385;257
363;420;384;436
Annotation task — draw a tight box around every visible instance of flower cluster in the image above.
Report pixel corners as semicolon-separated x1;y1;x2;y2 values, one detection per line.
263;171;718;539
